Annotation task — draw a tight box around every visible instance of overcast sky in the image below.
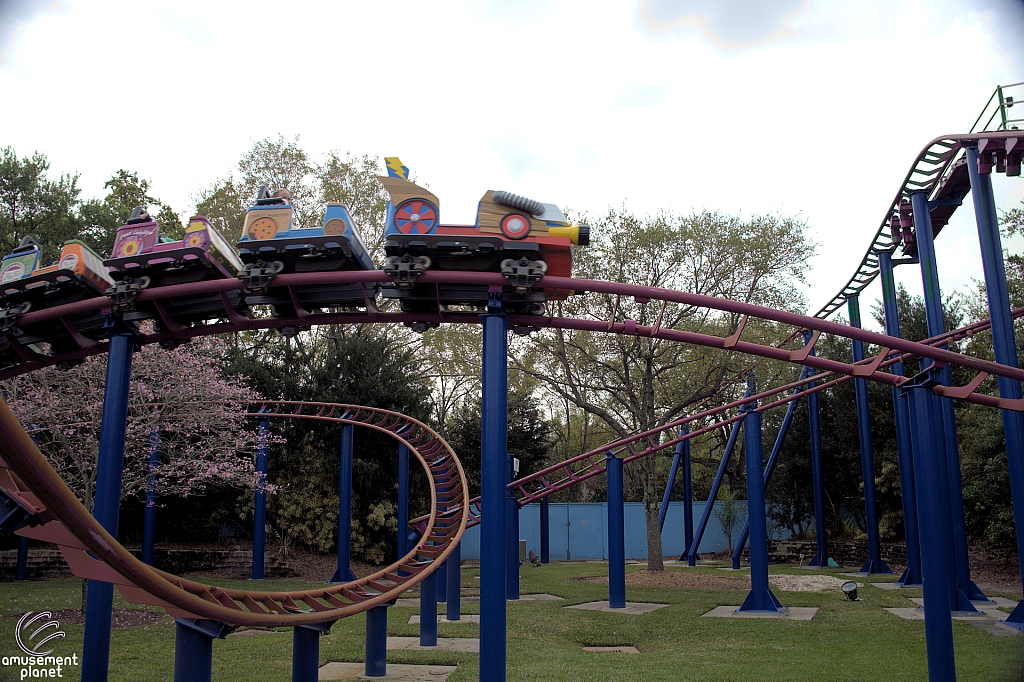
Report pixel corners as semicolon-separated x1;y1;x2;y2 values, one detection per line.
2;0;1023;328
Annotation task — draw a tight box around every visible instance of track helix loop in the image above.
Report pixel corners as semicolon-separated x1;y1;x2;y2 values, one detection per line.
0;399;468;627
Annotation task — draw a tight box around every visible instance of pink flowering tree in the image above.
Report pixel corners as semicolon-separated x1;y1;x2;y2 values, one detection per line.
1;334;271;514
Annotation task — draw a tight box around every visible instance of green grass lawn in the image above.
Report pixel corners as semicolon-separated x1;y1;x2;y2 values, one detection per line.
0;562;1021;681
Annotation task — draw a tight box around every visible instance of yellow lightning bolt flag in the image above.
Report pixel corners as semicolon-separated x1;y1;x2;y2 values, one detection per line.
385;157;409;180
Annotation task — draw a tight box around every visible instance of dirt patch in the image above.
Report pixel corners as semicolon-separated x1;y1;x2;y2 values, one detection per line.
23;609;167;628
769;575;859;592
575;570;748;590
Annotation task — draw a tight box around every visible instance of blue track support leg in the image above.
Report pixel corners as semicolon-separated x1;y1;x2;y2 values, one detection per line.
540;496;550;564
879;251;924;586
420;569;437;646
436;559;447;603
966;144;1024;626
82;325;135;682
806;335;831;568
480;296;508;682
173;619;232;682
293;622;331;682
659;439;684;533
364;606;388;677
15;536;28;581
683;398;746;565
174;622;212;682
738;374;783;613
506;454;519;600
398;442;410;560
607;454;626;608
332;425;356;582
681;427;693;555
733;366;811;569
903;372;957;682
252;416;270;581
142;429;159;566
446;540;461;621
912;191;984;608
848;295;893;575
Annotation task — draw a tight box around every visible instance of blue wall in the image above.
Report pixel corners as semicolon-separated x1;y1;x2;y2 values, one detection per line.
457;501;747;561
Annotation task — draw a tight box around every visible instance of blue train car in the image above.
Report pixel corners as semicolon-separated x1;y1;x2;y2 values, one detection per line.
236;187;378;328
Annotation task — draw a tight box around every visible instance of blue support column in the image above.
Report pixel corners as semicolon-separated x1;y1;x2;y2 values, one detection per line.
142;429;159;566
331;425;356;582
848;295;892;575
879;250;924;586
419;569;437;646
658;439;684;533
912;191;985;608
738;373;784;613
681;426;693;556
804;332;831;567
15;536;28;581
252;416;270;581
436;559;447;603
540;496;550;564
446;540;461;621
479;293;508;682
364;606;388;677
506;454;519;601
683;401;746;565
397;442;410;560
81;324;135;682
173;619;232;682
733;366;811;569
607;453;626;608
966;143;1024;626
293;623;331;682
902;371;957;682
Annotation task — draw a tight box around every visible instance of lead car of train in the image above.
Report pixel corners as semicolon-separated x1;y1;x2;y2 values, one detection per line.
0;157;589;364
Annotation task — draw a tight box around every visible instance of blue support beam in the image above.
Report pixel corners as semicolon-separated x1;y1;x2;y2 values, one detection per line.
506;454;519;600
902;371;957;682
683;391;748;565
540;496;550;564
607;453;626;609
965;143;1024;626
15;536;28;581
479;293;508;682
364;606;388;677
911;191;985;608
681;426;693;556
446;540;461;621
81;323;135;682
878;250;924;586
419;569;437;646
293;622;331;682
331;425;356;582
397;442;410;560
847;295;893;575
252;416;270;581
731;369;807;570
738;373;784;613
805;332;832;568
142;428;159;566
173;618;233;682
658;438;684;533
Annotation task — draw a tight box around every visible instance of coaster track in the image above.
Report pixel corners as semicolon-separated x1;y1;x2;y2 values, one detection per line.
0;401;468;627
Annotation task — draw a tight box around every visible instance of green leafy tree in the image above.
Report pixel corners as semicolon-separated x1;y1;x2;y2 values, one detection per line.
0;146;83;262
515;208;815;570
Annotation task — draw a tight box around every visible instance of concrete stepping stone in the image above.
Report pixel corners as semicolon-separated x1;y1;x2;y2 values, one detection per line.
582;646;640;653
409;614;480;623
318;662;457;680
386;636;479;653
701;605;817;620
565;601;668;615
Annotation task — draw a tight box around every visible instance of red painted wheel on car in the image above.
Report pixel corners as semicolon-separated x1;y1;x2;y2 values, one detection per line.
500;212;531;240
394;200;438;234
